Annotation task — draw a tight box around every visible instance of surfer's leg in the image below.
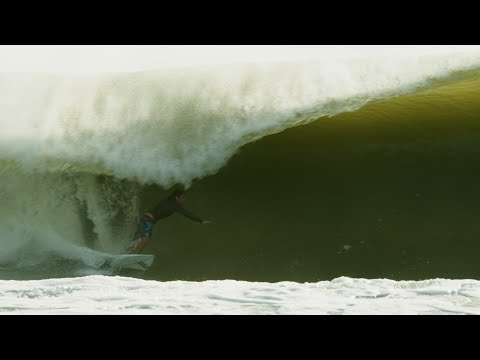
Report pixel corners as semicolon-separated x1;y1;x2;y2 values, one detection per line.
125;219;141;253
127;217;153;254
125;241;137;253
137;236;150;253
128;237;150;254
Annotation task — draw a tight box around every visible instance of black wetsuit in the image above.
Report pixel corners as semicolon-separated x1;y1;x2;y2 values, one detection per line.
148;196;203;224
129;196;203;245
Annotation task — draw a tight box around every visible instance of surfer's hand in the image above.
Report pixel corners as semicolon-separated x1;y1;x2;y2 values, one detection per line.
202;220;211;224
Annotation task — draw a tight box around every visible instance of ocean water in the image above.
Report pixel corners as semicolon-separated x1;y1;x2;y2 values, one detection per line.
1;45;480;314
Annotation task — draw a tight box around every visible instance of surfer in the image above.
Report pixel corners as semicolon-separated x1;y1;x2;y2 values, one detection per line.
126;189;211;254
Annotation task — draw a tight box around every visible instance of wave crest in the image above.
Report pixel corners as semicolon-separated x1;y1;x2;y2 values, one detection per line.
1;51;480;186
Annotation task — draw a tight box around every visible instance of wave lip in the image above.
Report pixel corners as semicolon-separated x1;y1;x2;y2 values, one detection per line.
1;47;480;187
0;47;480;186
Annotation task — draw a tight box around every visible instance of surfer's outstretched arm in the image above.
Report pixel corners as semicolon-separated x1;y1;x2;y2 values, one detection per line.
175;205;210;224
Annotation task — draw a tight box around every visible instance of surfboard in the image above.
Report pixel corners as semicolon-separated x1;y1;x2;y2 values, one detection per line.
109;254;155;270
93;253;155;271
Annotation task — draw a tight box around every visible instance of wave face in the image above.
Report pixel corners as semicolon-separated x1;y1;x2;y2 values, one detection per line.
1;46;480;281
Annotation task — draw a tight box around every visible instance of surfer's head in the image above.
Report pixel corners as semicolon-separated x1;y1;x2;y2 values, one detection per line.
171;188;187;204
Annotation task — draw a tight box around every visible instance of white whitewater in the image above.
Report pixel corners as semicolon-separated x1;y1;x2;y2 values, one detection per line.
0;275;479;315
1;46;480;187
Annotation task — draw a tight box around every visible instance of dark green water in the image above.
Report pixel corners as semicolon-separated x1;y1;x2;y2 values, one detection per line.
2;73;480;283
136;75;480;282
